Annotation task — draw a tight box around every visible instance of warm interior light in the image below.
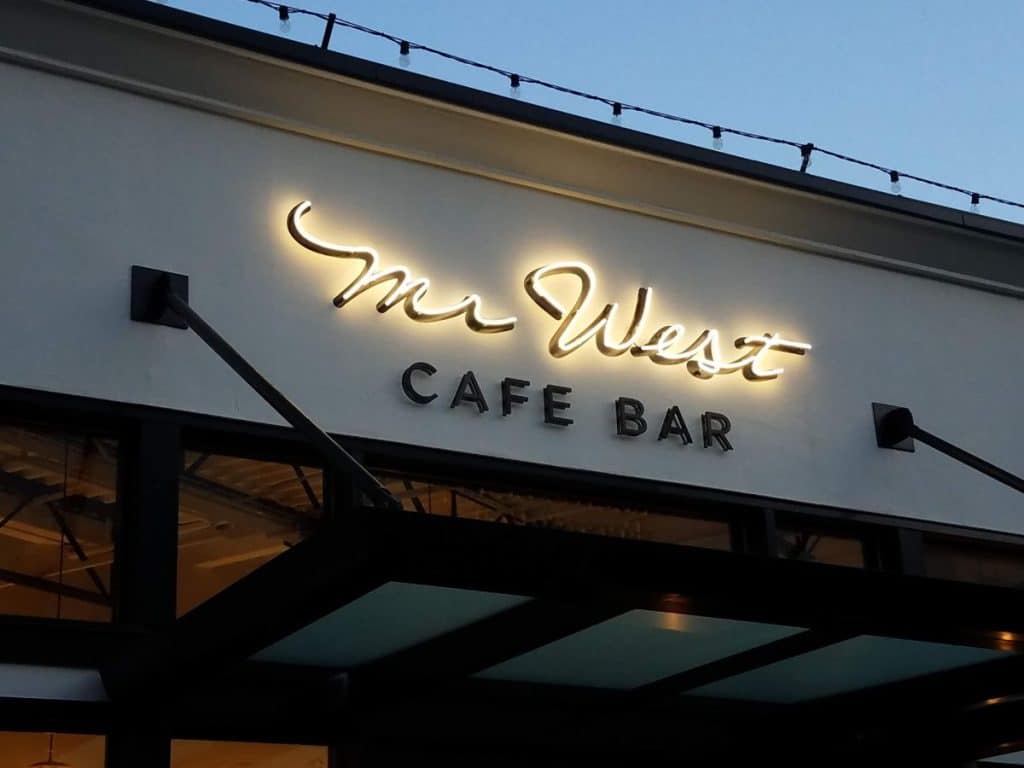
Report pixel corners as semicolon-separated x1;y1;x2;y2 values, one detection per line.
658;611;690;632
29;734;70;768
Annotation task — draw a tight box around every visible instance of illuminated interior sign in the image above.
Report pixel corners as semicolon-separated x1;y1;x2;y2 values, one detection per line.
287;201;811;382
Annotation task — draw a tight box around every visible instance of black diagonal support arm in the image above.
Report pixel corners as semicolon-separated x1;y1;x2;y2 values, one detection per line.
873;403;1024;495
130;265;400;511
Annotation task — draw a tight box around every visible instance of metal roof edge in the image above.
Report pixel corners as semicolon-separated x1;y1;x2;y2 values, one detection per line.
60;0;1024;247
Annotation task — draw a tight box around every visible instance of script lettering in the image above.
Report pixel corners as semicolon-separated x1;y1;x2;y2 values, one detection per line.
288;201;517;334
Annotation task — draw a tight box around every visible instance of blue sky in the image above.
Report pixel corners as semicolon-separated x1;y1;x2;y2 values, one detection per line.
159;1;1024;224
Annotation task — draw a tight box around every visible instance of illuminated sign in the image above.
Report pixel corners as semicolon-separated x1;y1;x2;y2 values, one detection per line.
523;262;811;381
287;201;811;382
287;201;517;333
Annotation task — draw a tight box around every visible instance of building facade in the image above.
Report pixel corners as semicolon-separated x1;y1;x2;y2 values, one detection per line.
0;1;1023;765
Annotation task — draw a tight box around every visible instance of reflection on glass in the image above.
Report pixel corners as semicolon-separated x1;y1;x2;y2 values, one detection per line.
0;426;117;621
172;740;327;767
925;534;1024;589
776;526;866;569
0;731;104;767
376;471;732;550
177;452;323;615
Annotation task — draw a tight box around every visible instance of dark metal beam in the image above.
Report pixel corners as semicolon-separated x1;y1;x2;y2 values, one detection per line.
114;420;181;628
367;509;1024;650
0;697;110;735
0;615;144;667
292;464;322;511
50;504;110;601
803;652;1024;766
350;597;629;696
874;403;1024;494
100;514;387;702
106;708;170;768
169;665;782;762
103;506;1024;725
0;566;108;606
638;628;855;695
130;265;400;511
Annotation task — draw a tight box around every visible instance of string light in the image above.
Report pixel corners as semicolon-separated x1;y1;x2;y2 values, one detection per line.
398;40;411;68
890;171;901;195
240;0;1022;218
800;143;814;172
611;102;623;125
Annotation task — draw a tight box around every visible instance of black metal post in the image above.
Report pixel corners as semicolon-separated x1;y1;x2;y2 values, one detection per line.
162;290;398;511
873;403;1024;495
114;420;181;627
131;266;399;511
105;709;170;768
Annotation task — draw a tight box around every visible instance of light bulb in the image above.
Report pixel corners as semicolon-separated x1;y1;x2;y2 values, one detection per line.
611;102;623;125
509;74;521;98
970;193;980;213
889;171;901;194
278;7;291;34
800;143;814;171
712;126;723;151
398;41;411;68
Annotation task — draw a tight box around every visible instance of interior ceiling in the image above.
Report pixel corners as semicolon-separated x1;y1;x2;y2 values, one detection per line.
380;473;735;548
0;431;331;615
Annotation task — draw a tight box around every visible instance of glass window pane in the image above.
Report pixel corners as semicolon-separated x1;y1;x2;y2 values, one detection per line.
376;471;732;550
924;534;1024;589
0;425;116;621
776;526;866;568
172;739;327;767
0;731;104;767
178;452;323;615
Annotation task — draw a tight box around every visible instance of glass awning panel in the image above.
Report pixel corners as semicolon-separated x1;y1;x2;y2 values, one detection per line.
688;635;1009;702
477;610;803;689
252;581;528;667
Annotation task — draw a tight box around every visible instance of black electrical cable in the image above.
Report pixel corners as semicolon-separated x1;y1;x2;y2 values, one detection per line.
242;0;1023;214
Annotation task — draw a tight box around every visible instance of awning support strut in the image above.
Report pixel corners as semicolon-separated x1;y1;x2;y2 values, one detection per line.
873;403;1024;495
129;265;400;511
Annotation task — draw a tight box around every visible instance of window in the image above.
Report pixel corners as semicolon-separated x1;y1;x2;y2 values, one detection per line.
172;739;326;767
0;731;103;767
375;470;732;550
178;452;324;615
0;424;116;621
924;534;1024;589
776;520;869;569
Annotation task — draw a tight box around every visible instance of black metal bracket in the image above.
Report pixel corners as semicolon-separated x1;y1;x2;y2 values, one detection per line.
130;266;189;329
872;403;915;452
873;402;1024;495
130;265;401;511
